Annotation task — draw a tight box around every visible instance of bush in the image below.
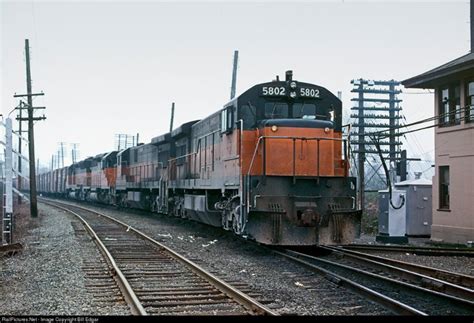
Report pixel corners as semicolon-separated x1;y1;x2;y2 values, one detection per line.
361;192;379;235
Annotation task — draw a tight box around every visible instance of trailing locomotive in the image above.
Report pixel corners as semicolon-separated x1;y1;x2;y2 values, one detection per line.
38;71;361;245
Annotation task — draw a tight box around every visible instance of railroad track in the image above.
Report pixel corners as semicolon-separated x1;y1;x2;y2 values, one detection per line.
40;198;277;316
274;247;474;316
341;244;474;257
326;246;474;289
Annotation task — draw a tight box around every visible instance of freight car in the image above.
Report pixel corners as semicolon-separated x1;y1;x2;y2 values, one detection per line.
37;71;361;245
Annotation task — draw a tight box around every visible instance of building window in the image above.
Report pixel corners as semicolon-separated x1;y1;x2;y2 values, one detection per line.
466;80;474;123
439;166;450;210
439;84;461;126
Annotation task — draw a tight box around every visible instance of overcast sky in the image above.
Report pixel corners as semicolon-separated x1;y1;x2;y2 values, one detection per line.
1;1;470;177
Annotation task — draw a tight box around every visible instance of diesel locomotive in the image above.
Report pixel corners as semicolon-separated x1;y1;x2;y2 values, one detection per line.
37;71;361;245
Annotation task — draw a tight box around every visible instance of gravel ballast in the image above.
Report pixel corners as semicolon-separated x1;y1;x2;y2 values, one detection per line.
62;201;391;315
0;203;130;315
6;199;472;316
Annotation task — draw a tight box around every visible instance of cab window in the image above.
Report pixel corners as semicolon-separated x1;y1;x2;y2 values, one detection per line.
293;103;317;119
264;102;288;119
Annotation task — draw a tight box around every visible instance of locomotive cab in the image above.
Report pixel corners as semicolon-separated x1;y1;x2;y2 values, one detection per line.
235;71;361;245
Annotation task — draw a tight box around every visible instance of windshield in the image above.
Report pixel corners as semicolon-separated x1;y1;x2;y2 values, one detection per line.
293;103;317;119
247;101;332;122
264;102;289;119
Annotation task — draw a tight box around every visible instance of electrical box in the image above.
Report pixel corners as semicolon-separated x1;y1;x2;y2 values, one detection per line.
394;178;432;237
388;190;407;237
377;189;408;244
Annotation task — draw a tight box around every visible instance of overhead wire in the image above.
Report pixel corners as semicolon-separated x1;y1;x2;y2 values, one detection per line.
371;105;470;209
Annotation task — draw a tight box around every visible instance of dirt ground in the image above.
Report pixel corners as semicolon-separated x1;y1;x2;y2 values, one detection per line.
1;198;40;246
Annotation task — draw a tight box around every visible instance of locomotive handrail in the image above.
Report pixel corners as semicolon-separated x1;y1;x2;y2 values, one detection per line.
168;151;198;181
167;151;197;162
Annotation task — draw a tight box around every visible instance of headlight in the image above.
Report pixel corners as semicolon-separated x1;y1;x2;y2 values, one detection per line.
271;125;278;132
290;81;297;89
324;127;330;134
290;91;296;98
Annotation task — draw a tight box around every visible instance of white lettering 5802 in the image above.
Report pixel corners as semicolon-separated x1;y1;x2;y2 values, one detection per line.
262;86;286;96
299;88;320;98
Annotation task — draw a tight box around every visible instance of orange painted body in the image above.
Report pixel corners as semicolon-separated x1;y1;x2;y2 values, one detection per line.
90;167;117;188
127;162;161;183
241;127;348;177
104;167;117;187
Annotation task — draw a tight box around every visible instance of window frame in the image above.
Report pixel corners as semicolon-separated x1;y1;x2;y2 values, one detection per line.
439;165;450;210
439;83;461;127
221;106;234;134
465;79;474;123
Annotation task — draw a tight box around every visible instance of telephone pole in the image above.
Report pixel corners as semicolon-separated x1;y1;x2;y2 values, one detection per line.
350;79;403;210
17;104;23;204
13;39;46;218
25;39;38;218
71;143;79;164
58;142;67;168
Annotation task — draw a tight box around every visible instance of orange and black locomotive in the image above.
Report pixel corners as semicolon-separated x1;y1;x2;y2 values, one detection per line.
38;71;361;245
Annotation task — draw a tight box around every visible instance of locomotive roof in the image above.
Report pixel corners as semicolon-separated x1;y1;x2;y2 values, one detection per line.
237;80;340;104
93;152;108;160
171;120;200;138
151;132;171;144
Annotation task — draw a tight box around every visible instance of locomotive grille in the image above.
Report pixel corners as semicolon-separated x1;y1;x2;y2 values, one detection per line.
268;203;284;213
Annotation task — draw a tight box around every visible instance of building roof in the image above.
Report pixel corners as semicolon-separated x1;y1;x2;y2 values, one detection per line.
394;178;432;187
402;52;474;89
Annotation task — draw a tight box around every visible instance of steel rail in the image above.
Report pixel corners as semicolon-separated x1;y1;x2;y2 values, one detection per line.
281;249;474;315
40;198;277;316
272;250;426;315
327;246;474;289
42;201;147;315
341;244;474;257
320;246;474;301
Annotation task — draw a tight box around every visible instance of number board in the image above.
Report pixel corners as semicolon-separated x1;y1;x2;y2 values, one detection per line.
299;87;320;98
261;86;287;96
261;85;321;98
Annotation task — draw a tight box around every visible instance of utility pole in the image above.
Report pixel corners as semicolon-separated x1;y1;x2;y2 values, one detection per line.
25;39;37;217
3;118;13;244
17;103;23;204
357;81;365;211
170;102;175;132
350;79;403;208
13;39;46;217
388;81;397;183
230;50;239;100
51;154;54;193
58;142;67;168
71;143;79;164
